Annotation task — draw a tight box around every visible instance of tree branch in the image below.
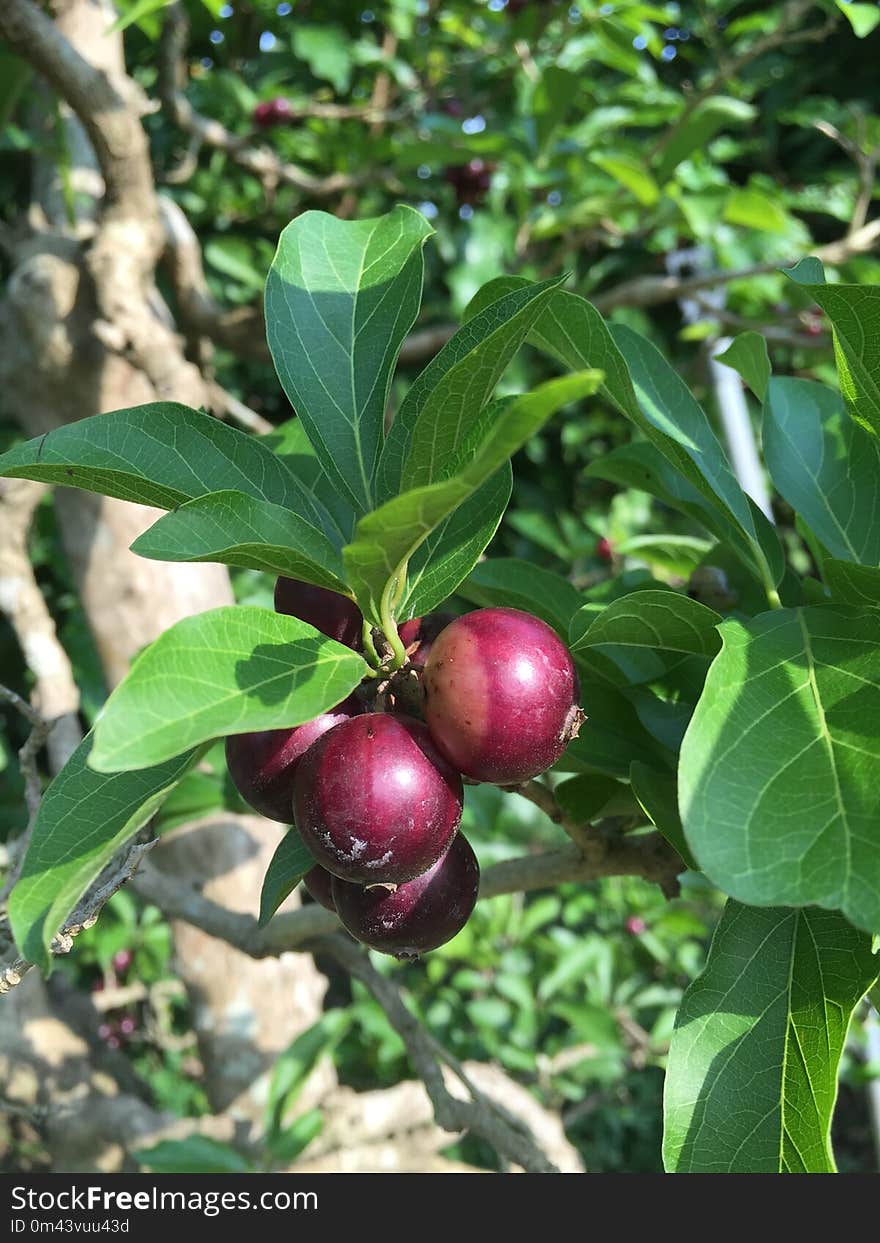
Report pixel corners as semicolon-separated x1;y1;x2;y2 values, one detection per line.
313;932;560;1172
157;5;363;197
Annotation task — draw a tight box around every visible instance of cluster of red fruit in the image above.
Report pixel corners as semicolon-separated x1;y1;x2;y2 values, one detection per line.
226;579;581;959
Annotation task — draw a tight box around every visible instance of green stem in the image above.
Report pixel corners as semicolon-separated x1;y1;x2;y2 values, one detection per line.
379;573;408;672
361;622;382;673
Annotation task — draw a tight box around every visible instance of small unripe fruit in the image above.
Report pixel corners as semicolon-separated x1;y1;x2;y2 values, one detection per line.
274;577;363;649
398;612;455;669
595;536;613;563
625;915;647;936
225;696;359;822
253;97;292;129
332;833;480;958
302;864;337;912
112;949;133;975
424;607;581;784
293;713;463;884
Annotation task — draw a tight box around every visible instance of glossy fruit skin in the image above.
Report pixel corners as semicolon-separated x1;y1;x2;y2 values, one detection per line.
274;577;363;649
596;536;613;563
398;612;456;669
332;833;479;958
302;864;337;913
225;696;360;822
293;713;463;884
423;607;580;784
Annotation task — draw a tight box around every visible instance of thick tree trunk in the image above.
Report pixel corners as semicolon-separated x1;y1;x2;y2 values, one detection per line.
0;0;331;1137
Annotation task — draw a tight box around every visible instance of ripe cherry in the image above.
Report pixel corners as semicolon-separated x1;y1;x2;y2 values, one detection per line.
595;536;613;563
423;607;581;784
225;695;360;822
332;833;480;958
274;577;363;649
398;612;455;669
293;713;463;884
302;864;337;913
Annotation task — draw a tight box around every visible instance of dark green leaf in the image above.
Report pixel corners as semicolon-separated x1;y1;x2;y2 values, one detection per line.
259;830;316;927
664;902;878;1172
0;404;323;518
458;557;584;638
378;277;564;498
763;378;880;564
630;762;696;870
131;490;347;592
715;332;771;401
8;735;198;972
134;1136;251;1174
89;607;367;772
555;774;622;824
824;559;880;605
265;206;433;512
654;96;756;182
680;606;880;933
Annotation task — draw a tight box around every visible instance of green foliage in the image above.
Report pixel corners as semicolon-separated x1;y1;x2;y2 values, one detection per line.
259;830;315;927
664;902;878;1173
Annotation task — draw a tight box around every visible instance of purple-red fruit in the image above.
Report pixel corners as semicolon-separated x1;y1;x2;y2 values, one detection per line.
293;713;463;884
332;833;480;958
302;864;337;913
625;915;647;936
423;607;581;784
398;612;456;669
274;577;363;649
253;97;292;129
225;696;360;822
443;159;494;206
596;536;613;563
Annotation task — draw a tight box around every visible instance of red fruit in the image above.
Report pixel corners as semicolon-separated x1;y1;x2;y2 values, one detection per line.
302;864;337;912
119;1015;137;1037
423;607;581;784
253;97;291;129
111;949;133;975
626;915;647;936
398;612;456;669
596;536;613;563
443;159;494;205
274;577;363;649
225;696;360;822
293;713;463;884
332;833;480;958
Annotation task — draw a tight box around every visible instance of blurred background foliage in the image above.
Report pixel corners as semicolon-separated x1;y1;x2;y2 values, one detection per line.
2;0;880;1172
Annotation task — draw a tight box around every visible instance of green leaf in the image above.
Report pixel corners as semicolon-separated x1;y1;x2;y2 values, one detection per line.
763;378;880;564
824;559;880;605
613;534;712;578
131;491;347;593
292;25;353;92
265;206;433;512
630;762;697;870
457;557;584;638
532;65;578;152
655;96;756;182
555;774;622;824
398;468;512;620
470;279;781;587
835;1;880;38
715;332;771;401
610;323;783;589
570;590;722;659
90;607;367;773
259;830;316;927
106;0;171;36
134;1136;251;1174
783;264;880;438
679;606;880;934
724;187;790;234
266;1012;351;1149
8;735;198;972
0;404;323;518
663;902;878;1172
261;418;356;546
561;684;672;778
269;1110;324;1164
592;154;660;206
378;278;564;498
344;373;600;626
